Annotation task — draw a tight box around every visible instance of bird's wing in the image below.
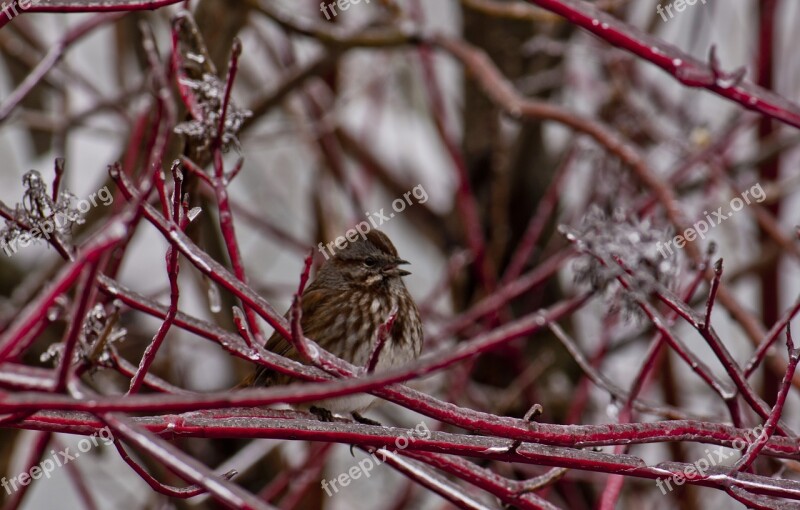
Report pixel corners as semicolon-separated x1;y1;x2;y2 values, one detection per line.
248;286;338;387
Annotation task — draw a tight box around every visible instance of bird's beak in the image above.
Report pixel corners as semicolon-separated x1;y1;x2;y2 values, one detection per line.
383;258;411;277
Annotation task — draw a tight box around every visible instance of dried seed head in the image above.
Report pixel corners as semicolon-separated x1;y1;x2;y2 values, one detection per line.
1;169;85;252
41;302;127;368
173;73;252;155
564;206;678;321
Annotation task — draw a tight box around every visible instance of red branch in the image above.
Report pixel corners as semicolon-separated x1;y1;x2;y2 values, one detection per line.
525;0;800;129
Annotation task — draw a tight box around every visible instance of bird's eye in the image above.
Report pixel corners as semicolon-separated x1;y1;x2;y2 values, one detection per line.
364;257;377;267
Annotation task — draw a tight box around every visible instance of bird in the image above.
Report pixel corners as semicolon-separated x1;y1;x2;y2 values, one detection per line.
248;229;423;422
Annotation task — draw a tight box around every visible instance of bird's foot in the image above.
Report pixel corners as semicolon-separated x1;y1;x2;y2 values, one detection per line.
351;412;383;426
310;406;335;422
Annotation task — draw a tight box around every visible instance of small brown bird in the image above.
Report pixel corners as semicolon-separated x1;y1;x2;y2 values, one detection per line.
250;229;423;419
